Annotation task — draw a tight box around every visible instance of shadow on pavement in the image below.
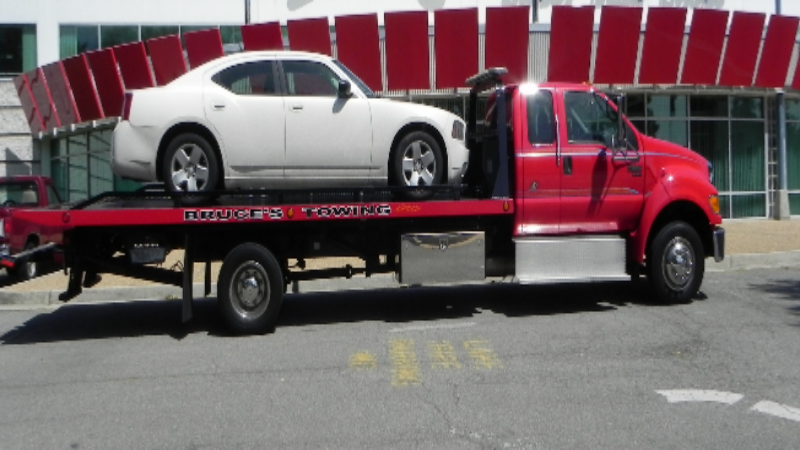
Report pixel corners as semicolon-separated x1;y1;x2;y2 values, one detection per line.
1;280;669;345
748;278;800;318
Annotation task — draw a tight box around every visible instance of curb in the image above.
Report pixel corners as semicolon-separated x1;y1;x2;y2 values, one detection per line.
2;252;800;307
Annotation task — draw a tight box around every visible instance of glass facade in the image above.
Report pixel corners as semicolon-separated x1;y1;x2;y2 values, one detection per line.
625;93;767;218
785;99;800;215
0;25;37;76
49;130;139;202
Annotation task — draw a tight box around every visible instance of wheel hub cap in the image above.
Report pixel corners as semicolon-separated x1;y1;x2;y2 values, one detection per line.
663;237;694;291
239;275;261;307
402;141;436;187
171;144;209;192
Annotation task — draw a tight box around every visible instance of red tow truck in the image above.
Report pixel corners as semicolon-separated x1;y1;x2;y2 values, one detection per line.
1;69;724;334
0;175;63;280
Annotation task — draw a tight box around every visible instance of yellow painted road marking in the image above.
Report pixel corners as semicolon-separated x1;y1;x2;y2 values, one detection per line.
349;351;377;370
428;341;461;369
463;340;502;369
389;339;421;386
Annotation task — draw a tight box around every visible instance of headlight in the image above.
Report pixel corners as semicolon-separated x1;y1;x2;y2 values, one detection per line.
451;120;465;141
707;161;714;184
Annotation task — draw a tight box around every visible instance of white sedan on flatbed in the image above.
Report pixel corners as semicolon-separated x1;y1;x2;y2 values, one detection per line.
111;51;469;198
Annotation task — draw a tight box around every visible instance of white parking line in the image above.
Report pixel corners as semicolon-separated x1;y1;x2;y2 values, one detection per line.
389;322;477;333
656;390;744;405
750;401;800;423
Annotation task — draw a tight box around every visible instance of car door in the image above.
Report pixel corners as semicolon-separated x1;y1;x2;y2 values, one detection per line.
516;88;561;235
280;59;372;186
558;90;644;233
203;59;285;186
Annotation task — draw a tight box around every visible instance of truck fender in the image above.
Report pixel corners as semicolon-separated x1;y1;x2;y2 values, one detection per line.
632;173;720;264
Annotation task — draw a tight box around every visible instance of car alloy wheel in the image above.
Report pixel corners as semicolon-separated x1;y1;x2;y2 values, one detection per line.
170;143;211;192
401;140;437;187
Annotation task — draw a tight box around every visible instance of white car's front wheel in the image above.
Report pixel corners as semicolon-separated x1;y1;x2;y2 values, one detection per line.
391;131;443;200
162;133;219;203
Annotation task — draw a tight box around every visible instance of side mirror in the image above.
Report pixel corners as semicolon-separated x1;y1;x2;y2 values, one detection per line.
337;79;352;98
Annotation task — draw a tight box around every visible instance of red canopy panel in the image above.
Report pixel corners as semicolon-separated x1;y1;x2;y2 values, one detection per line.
485;5;530;84
384;11;430;91
184;28;224;69
147;35;188;86
287;17;331;56
548;6;594;83
434;8;479;89
62;55;104;121
42;63;79;126
241;22;284;50
638;7;687;85
593;6;642;85
335;14;382;91
681;9;728;85
718;11;766;87
86;48;125;117
113;42;155;89
13;74;44;135
27;68;60;130
755;15;799;88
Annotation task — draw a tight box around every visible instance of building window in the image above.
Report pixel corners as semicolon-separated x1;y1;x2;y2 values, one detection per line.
60;25;99;59
784;99;800;215
0;24;37;76
100;25;139;49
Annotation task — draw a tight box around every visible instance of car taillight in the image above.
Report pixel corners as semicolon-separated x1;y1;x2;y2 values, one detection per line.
122;92;134;121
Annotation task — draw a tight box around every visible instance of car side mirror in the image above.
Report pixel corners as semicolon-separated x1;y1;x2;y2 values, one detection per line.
337;79;352;98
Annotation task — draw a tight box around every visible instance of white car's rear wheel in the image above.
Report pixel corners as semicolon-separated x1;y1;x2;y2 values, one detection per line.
391;131;443;200
162;133;219;197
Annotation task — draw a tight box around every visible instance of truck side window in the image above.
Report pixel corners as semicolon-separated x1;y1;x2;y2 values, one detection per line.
46;184;62;206
564;91;638;150
526;91;555;145
212;60;278;96
282;61;339;97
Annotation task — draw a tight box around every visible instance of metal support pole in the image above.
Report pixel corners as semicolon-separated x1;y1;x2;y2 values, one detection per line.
182;235;194;322
245;0;251;25
774;92;791;219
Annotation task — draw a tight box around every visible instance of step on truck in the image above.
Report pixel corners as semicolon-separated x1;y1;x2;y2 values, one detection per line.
2;68;725;335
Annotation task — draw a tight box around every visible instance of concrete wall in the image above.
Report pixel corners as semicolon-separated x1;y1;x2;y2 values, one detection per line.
0;81;37;177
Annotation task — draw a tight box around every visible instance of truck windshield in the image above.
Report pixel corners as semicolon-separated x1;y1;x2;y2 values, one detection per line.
0;181;38;207
332;60;376;98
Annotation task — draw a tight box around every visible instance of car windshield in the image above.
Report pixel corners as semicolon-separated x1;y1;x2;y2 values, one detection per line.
0;181;38;207
332;60;376;98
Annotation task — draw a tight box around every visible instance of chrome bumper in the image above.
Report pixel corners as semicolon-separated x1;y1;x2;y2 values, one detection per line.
712;226;725;262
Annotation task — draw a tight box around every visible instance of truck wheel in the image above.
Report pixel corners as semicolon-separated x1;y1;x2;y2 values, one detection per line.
162;133;219;205
218;243;284;335
391;131;443;200
10;242;38;282
648;221;704;304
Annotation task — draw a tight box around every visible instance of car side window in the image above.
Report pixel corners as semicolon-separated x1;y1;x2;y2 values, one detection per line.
526;90;555;145
282;61;339;97
564;91;638;150
212;60;278;96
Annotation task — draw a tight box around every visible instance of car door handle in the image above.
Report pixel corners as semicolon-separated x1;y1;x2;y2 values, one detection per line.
563;156;573;175
291;104;304;111
212;103;225;110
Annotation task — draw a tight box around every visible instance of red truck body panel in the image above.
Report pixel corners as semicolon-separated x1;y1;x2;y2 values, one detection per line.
0;176;63;256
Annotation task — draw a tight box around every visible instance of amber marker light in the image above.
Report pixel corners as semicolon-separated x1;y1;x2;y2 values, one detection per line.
287;208;294;219
503;201;509;212
709;195;720;215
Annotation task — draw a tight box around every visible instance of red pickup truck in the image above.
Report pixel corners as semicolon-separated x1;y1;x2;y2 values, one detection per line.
0;175;63;280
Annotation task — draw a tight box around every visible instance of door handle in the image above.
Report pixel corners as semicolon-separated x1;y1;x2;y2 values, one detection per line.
291;104;304;111
212;103;225;110
563;156;573;175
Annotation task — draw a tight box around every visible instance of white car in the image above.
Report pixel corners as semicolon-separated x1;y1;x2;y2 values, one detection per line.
111;51;469;198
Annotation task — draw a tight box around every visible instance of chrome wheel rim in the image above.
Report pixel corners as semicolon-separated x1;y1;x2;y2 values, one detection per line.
401;141;436;187
24;259;36;279
170;144;210;192
229;261;270;319
662;236;694;291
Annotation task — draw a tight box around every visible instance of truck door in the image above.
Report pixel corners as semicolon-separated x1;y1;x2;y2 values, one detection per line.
557;90;644;233
516;88;560;235
280;60;373;186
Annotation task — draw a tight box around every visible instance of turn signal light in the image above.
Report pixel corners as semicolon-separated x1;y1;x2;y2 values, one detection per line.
709;195;720;215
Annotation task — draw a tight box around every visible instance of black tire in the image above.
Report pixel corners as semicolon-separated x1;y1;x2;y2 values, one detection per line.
647;221;705;304
217;243;284;335
162;133;219;205
10;241;38;282
390;131;444;200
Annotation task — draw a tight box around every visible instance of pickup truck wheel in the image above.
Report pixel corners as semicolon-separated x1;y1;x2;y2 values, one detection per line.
218;243;284;335
10;242;38;281
162;133;219;205
391;131;443;200
648;221;704;304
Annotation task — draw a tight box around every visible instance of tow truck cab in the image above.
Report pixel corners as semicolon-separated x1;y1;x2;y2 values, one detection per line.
467;69;723;298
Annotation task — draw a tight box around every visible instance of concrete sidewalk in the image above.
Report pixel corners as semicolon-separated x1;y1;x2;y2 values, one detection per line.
1;218;799;307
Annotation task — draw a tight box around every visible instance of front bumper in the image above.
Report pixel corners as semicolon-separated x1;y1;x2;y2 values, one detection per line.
712;226;725;262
